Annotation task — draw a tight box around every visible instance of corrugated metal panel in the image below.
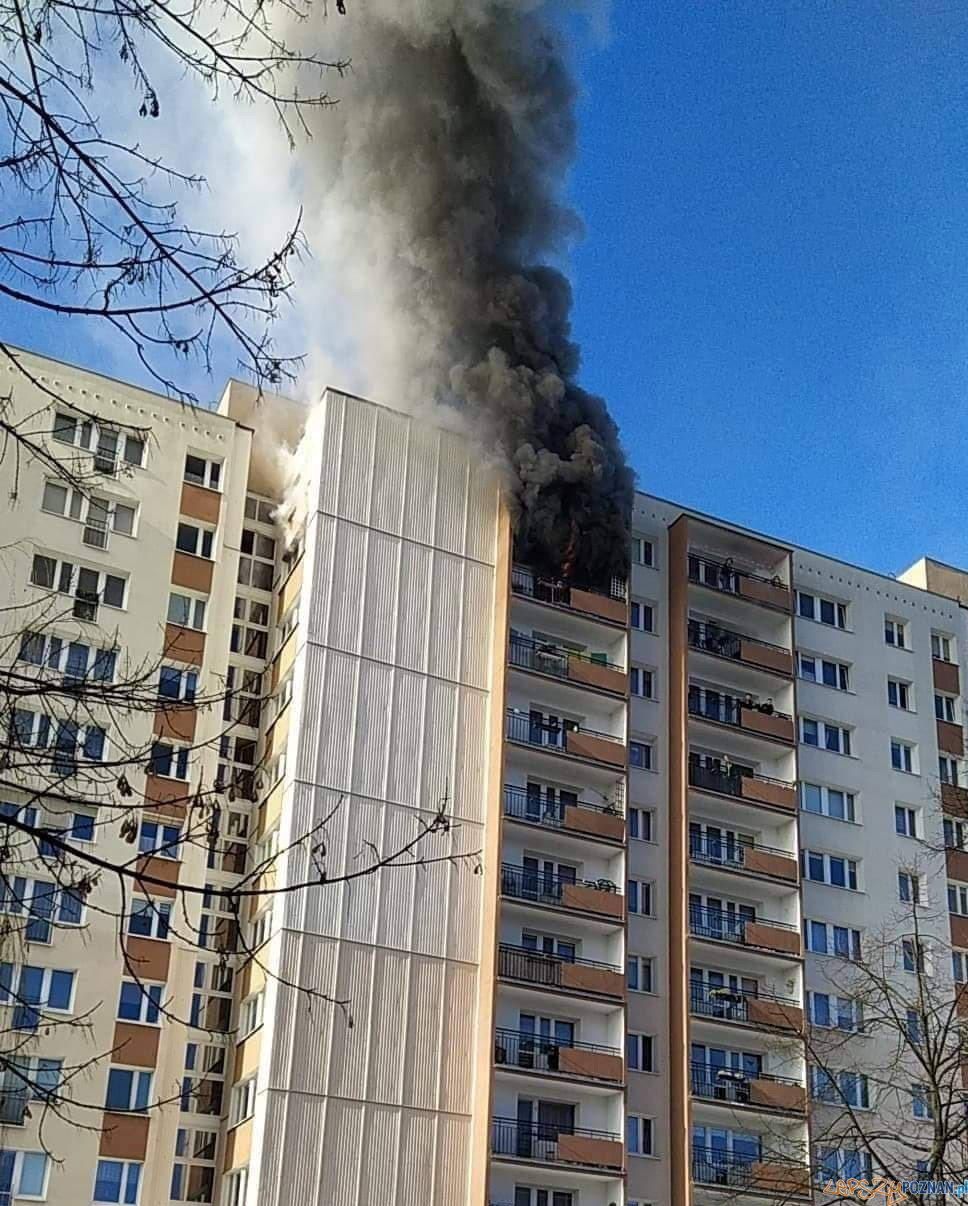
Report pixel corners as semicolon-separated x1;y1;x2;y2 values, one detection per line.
357;1104;402;1204
327;520;367;653
370;408;409;535
421;677;459;804
318;1098;364;1204
337;393;377;526
396;1110;437;1206
402;424;440;546
434;431;470;555
340;800;382;947
316;392;345;517
465;462;498;565
328;943;376;1100
461;560;496;690
360;529;401;665
427;551;465;682
385;671;427;806
435;1112;472;1205
411;851;450;959
395;540;433;672
351;660;394;801
445;856;484;965
452;688;490;823
438;963;478;1113
375;804;418;953
304;513;335;646
403;956;445;1110
313;649;358;792
251;1089;289;1206
366;948;410;1103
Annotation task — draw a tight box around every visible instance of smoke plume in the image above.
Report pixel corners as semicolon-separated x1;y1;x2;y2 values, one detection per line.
294;0;635;583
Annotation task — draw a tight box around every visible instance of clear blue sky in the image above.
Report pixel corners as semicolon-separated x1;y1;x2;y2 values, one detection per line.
5;1;968;577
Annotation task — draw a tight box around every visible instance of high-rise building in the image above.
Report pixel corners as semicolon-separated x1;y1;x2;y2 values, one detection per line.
1;345;966;1206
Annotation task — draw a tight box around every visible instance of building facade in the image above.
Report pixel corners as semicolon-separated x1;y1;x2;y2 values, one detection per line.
0;346;966;1206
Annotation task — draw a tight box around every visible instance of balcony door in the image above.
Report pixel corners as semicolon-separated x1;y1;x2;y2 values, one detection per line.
516;1098;575;1159
690;967;758;1020
526;781;579;824
520;1014;575;1072
528;709;578;750
522;932;576;962
514;1189;573;1206
689;892;755;938
689;822;753;865
522;857;577;901
692;1042;761;1099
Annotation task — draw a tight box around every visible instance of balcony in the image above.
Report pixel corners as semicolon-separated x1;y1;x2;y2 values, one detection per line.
688;906;801;958
491;1118;624;1172
687;620;793;680
690;982;803;1033
687;554;792;614
505;710;626;769
688;760;797;814
509;635;626;697
511;565;628;626
941;780;968;815
691;1063;806;1114
688;690;795;746
494;1028;623;1085
692;1146;809;1198
688;833;798;884
503;785;624;844
501;865;623;922
497;944;624;1001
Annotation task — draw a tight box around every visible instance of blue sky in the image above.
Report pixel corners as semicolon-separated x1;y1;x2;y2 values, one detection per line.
5;1;968;577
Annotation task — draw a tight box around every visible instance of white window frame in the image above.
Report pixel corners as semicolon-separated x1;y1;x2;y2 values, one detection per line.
797;590;848;629
222;1168;248;1206
946;815;968;850
627;955;654;994
631;535;654;567
804;918;862;960
105;1065;153;1113
127;898;172;940
167;592;207;632
629;665;655;699
948;881;968;917
237;992;264;1039
0;1151;50;1200
807;991;863;1032
891;739;918;774
176;522;216;561
627;1114;654;1157
629;740;654;771
798;653;849;691
628;807;654;842
230;1077;256;1126
898;871;923;905
52;410;145;469
803;849;859;891
952;949;968;983
630;598;655;633
884;617;908;649
935;693;958;724
800;782;857;823
184;453;222;492
940;755;962;786
30;554;127;615
887;678;913;711
800;716;852;756
93;1158;142;1205
628;878;654;917
627;1032;654;1073
117;980;164;1026
932;632;954;663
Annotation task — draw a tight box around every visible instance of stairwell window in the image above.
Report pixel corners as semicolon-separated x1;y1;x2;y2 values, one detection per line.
887;679;912;710
935;693;958;723
184;454;222;491
797;591;847;629
628;808;654;842
127;899;172;940
631;535;654;567
628;879;654;917
629;666;655;699
801;717;851;755
891;740;917;774
630;599;655;633
627;1033;655;1072
148;742;190;782
158;667;198;703
945;817;968;850
627;955;654;993
953;950;968;983
948;882;968;916
117;981;163;1025
885;617;908;649
167;592;207;632
629;741;654;770
138;821;181;860
176;523;215;559
105;1067;152;1113
627;1115;654;1156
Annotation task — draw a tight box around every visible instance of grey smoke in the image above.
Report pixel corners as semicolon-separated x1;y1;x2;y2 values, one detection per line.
293;0;635;582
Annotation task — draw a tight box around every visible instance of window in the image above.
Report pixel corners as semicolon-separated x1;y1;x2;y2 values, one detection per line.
932;632;954;662
885;617;908;648
912;1083;934;1120
138;821;181;860
230;1078;256;1126
628;808;653;842
0;1151;49;1199
105;1067;152;1113
118;982;163;1025
628;879;654;916
238;992;264;1039
167;593;207;631
898;872;922;904
800;717;851;755
797;591;847;629
891;740;917;774
244;495;276;524
810;1067;870;1108
895;805;919;838
807;991;863;1032
127;899;172;940
629;666;654;699
238;529;276;590
804;920;862;960
627;1033;654;1072
158;667;198;703
9;711;106;775
0;964;76;1030
629;741;653;770
802;850;858;890
148;742;190;782
184;454;221;491
953;950;968;983
631;535;654;566
53;411;144;467
627;955;654;993
940;756;961;786
231;596;270;660
0;1058;62;1122
906;1009;923;1045
0;877;84;942
18;633;117;682
888;679;912;710
945;816;968;850
936;693;957;723
798;654;849;690
627;1115;653;1157
175;522;215;559
30;554;125;618
223;1169;248;1206
800;782;856;822
630;599;654;632
902;938;928;974
93;1159;142;1204
817;1149;872;1183
949;882;968;917
41;481;136;541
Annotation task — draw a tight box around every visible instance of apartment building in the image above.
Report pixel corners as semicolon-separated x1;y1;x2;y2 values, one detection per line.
0;343;967;1206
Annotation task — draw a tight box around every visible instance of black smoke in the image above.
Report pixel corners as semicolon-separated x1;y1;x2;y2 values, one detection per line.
304;1;635;583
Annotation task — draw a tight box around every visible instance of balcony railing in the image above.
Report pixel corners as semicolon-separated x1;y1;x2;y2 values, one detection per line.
503;784;622;830
497;943;622;992
690;981;801;1027
501;863;621;907
509;634;624;680
692;1145;807;1192
690;1062;803;1103
511;565;627;612
491;1117;623;1168
689;905;797;945
494;1027;622;1079
689;832;795;872
687;554;790;601
688;761;793;801
504;710;624;754
687;619;789;665
688;690;792;729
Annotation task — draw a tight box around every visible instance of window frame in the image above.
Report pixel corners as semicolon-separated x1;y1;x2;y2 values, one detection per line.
891;739;918;774
800;782;857;823
627;955;654;994
797;590;848;629
627;878;655;917
627;1031;655;1073
627;1114;654;1157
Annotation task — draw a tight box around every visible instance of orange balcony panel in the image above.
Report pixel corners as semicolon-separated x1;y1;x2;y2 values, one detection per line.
738;640;794;677
744;848;798;883
124;937;171;982
737;577;792;611
559;963;625;999
744;921;800;957
568;587;628;625
748;1079;806;1113
938;719;965;757
739;707;795;744
171;551;214;594
740;776;797;812
135;855;180;896
154;705;197;744
948;848;968;882
943;782;968;818
565;730;626;767
567;658;627;695
179;481;221;525
562;805;625;843
934;658;961;695
143;774;190;815
952;914;968;949
163;623;205;666
100;1113;149;1160
558;1048;624;1083
958;985;968;1018
746;998;803;1032
557;1134;624;1171
223;1120;253;1172
560;882;624;920
750;1162;810;1198
112;1022;161;1069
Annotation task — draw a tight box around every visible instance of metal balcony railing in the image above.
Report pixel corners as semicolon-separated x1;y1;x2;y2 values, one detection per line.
687;619;789;662
688;905;797;944
687;554;789;599
509;633;624;680
501;863;621;907
511;565;627;611
494;1027;621;1076
504;710;624;754
690;981;800;1024
692;1144;805;1190
491;1117;622;1166
497;943;621;989
690;1061;803;1104
688;760;793;800
503;784;623;830
688;689;792;728
688;832;794;870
